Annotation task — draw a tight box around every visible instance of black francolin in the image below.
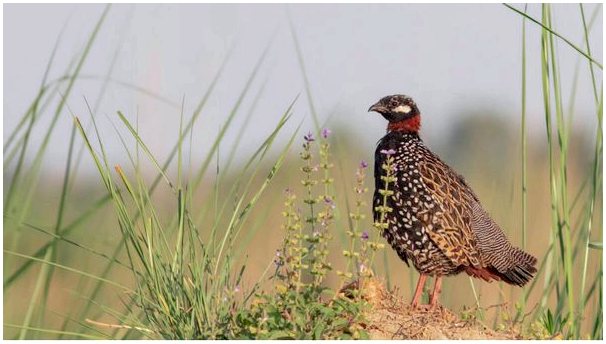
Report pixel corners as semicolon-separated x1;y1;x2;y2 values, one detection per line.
369;94;537;310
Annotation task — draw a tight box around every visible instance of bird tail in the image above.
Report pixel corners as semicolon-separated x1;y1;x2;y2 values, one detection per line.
468;201;538;287
465;247;537;287
494;247;537;287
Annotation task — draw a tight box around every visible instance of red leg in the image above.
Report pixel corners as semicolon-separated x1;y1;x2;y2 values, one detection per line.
429;276;443;310
411;274;428;308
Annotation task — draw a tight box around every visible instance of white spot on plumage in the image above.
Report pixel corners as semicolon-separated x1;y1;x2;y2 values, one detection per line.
393;105;411;114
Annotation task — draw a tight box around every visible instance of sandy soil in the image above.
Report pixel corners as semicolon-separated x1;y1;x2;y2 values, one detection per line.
350;278;521;340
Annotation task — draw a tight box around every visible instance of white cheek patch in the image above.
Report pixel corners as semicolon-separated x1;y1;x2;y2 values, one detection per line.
394;105;412;114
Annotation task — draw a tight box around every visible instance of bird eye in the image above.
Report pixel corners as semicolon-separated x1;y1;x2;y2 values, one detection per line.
390;100;399;107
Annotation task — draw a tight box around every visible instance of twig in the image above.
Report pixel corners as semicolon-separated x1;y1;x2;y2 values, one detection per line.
519;303;539;324
483;302;510;311
85;318;154;334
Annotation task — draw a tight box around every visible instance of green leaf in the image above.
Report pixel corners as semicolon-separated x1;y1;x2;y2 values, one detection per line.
313;322;326;339
268;330;293;339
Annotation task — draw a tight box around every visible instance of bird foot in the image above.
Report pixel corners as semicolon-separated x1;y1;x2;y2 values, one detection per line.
410;303;442;313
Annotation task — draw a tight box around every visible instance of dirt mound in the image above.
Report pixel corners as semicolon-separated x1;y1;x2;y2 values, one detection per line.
356;278;519;340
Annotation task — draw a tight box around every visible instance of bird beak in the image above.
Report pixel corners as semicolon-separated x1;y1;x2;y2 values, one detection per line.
368;103;386;113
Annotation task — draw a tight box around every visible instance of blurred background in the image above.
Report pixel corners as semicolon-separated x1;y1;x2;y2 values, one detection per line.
4;3;603;339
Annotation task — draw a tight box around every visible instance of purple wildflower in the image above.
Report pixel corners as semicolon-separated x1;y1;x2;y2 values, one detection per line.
361;231;369;240
380;149;396;156
304;131;315;142
359;160;368;169
321;128;332;139
324;196;335;209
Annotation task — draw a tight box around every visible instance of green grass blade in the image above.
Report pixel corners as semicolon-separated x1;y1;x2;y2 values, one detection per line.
504;3;603;69
517;3;530;319
3;12;68;153
116;111;174;191
222;76;269;173
35;102;81;335
579;4;601;105
545;5;575;331
190;37;274;193
4;324;108;340
520;3;528;252
17;249;53;339
288;12;321;133
4;5;110;221
13;220;131;269
3;194;111;289
213;99;297;275
4;250;132;292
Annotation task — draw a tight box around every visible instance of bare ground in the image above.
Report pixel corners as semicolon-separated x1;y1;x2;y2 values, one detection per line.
353;278;521;340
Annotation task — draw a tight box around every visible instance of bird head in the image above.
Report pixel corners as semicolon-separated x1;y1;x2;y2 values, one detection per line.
368;94;421;133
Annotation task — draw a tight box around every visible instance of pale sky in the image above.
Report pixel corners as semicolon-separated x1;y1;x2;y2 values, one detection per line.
4;3;603;173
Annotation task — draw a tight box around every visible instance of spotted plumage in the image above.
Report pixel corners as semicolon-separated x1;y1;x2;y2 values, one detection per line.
369;94;537;309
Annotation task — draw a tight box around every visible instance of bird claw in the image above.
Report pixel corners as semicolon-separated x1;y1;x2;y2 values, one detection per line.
411;302;441;313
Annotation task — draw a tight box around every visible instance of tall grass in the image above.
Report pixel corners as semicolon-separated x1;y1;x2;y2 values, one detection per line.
3;5;292;338
506;3;603;339
4;3;603;339
73;98;296;338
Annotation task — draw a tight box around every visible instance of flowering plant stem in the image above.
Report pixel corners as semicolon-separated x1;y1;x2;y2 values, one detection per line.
368;151;395;276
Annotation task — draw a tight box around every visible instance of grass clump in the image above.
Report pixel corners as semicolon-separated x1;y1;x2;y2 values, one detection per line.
71;94;298;339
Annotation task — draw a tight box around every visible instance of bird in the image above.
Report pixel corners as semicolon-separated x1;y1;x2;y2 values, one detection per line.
368;94;537;310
